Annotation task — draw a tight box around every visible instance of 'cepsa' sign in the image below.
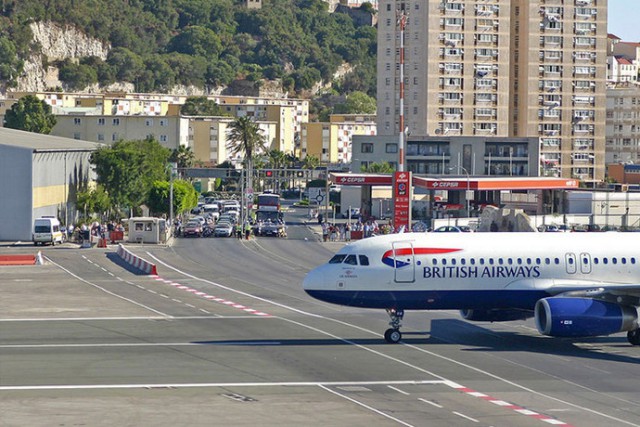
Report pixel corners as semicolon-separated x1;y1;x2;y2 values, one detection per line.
430;181;462;189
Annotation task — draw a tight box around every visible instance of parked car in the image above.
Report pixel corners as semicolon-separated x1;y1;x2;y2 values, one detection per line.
183;221;203;237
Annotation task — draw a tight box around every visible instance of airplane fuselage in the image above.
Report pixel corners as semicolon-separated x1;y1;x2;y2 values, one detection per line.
303;232;640;311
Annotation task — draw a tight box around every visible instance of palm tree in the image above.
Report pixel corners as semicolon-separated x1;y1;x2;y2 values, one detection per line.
361;161;395;173
226;116;267;166
226;116;267;205
169;146;196;178
302;154;320;170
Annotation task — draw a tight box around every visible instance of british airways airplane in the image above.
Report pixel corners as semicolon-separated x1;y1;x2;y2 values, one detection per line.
303;232;640;344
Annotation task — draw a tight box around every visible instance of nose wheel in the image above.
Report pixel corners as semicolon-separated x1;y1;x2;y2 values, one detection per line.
627;329;640;346
384;308;404;343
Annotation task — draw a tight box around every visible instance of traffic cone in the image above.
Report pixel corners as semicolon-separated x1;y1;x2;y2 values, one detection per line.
98;237;107;248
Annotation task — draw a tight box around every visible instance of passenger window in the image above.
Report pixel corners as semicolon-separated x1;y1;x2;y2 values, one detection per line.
329;254;346;264
603;258;608;265
554;258;560;264
545;258;550;265
359;255;370;266
442;259;447;265
498;258;503;265
508;258;513;265
344;255;357;265
489;258;494;265
432;259;438;265
451;259;457;265
536;258;541;264
526;258;532;264
632;258;636;264
460;258;466;265
479;258;485;265
517;258;522;265
470;258;475;265
612;257;617;265
621;258;627;265
594;258;599;264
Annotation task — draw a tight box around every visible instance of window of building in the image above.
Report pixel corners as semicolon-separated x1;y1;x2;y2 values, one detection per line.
362;143;374;153
386;144;398;153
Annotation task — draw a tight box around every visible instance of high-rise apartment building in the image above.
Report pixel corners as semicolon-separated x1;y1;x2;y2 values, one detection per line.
377;0;607;182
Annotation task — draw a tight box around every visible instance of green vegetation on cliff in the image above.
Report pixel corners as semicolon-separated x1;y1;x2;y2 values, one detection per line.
1;0;377;99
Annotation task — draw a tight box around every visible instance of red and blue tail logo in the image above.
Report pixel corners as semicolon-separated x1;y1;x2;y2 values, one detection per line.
382;247;461;268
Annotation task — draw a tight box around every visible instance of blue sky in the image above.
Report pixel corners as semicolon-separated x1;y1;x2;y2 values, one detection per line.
608;0;640;41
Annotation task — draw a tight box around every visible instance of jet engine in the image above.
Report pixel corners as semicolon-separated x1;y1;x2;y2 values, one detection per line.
460;308;532;322
535;297;638;337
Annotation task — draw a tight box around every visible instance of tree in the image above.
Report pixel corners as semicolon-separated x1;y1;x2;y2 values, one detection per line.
169;145;196;171
90;137;171;215
76;185;111;220
147;179;198;217
334;91;376;115
180;96;228;116
226;116;267;167
361;162;395;173
302;154;320;170
4;95;57;134
227;116;267;194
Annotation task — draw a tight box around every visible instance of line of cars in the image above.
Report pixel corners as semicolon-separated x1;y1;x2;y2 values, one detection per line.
181;199;241;238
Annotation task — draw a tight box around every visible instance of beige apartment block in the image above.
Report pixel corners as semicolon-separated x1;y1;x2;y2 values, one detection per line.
302;122;339;163
606;84;640;165
302;114;376;164
376;0;607;182
51;115;189;151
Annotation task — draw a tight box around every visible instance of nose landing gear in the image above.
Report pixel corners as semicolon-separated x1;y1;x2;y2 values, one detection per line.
384;308;404;343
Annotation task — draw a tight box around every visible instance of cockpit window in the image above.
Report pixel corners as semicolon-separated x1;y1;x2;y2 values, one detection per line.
359;255;370;266
344;254;358;265
329;254;346;264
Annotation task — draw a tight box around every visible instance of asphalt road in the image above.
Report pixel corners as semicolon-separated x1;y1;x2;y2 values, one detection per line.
2;206;640;426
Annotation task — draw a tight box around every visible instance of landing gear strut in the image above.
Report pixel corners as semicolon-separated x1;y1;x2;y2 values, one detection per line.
384;308;404;343
627;329;640;346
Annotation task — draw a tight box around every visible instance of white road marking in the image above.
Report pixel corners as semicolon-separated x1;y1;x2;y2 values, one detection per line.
387;385;410;395
418;398;443;409
452;411;479;423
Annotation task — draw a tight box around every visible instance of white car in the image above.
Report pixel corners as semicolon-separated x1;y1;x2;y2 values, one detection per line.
214;221;234;237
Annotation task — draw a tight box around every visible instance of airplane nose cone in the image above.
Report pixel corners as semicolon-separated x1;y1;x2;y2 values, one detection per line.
303;266;326;292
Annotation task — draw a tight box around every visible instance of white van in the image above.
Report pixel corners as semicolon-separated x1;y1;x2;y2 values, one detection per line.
33;217;64;246
202;204;220;221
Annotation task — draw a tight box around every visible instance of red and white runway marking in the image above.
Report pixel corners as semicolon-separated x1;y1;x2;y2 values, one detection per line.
151;275;270;317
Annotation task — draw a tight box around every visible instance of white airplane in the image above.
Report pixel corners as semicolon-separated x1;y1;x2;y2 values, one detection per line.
303;232;640;344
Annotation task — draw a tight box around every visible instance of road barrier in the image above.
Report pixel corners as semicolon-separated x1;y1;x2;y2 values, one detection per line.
0;254;37;265
116;244;158;275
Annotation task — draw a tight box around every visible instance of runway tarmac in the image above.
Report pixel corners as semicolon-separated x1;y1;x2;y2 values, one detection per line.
3;217;640;426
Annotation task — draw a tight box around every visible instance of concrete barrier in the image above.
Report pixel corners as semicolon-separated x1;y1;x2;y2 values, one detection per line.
0;254;37;265
116;244;158;275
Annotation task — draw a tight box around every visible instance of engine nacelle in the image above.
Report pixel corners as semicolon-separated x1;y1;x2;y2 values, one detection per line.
535;297;638;337
460;308;532;322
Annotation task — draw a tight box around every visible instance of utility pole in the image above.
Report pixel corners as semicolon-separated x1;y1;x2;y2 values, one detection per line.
397;8;408;172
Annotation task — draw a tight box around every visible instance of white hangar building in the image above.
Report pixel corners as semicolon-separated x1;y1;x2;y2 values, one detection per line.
0;127;103;241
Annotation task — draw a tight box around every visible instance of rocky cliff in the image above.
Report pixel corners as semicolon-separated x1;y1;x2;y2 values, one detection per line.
16;21;111;93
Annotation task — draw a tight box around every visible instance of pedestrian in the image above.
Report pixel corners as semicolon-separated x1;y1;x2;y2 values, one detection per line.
345;223;351;241
236;223;242;239
322;222;328;242
244;222;251;240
